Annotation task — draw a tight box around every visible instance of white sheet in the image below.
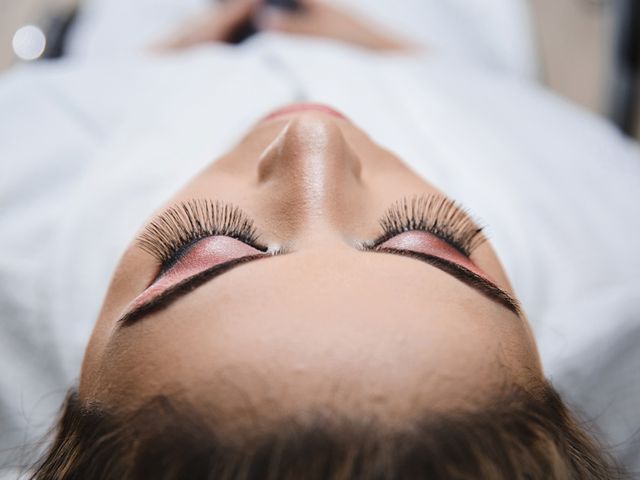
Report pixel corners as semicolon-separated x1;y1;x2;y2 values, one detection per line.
66;0;537;77
1;3;639;477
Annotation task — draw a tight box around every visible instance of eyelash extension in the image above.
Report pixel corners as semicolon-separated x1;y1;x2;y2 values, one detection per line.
138;199;265;269
374;195;486;256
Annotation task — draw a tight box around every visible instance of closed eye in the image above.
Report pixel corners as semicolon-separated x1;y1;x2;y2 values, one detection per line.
131;236;268;311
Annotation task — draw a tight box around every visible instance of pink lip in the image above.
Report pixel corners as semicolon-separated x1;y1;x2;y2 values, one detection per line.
262;103;347;121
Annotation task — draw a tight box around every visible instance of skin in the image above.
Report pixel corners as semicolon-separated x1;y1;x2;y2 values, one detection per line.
80;109;543;429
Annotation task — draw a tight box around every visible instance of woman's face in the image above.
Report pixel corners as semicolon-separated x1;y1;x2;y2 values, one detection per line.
81;104;542;425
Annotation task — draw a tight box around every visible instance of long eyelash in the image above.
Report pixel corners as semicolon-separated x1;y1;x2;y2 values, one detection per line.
376;195;486;256
138;199;264;266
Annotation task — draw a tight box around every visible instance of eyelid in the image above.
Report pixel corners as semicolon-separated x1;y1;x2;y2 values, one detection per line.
374;230;494;282
367;229;470;257
137;199;267;272
149;234;265;285
372;194;486;257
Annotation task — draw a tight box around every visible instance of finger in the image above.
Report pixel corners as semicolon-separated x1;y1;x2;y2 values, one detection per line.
256;7;316;35
221;0;261;23
215;0;262;39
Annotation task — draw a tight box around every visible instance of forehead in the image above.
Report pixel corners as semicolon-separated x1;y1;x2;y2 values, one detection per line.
98;249;533;420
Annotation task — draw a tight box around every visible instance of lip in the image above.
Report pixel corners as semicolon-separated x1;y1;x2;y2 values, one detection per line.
262;103;347;121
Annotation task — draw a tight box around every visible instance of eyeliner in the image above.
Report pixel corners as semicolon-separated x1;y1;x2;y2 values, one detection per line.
118;254;271;327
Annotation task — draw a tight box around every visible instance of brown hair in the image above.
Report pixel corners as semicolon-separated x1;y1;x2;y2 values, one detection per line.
30;383;624;480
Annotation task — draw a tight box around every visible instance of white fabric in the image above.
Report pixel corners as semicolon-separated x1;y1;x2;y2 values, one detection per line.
1;5;639;478
66;0;538;78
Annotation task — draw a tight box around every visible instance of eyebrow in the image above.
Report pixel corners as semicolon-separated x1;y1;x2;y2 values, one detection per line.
118;254;271;327
118;248;521;327
373;248;521;316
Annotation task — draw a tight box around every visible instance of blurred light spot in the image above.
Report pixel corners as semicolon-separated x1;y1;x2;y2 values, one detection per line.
12;25;47;61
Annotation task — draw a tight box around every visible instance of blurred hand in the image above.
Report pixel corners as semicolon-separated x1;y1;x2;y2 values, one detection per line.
152;0;259;50
153;0;416;52
257;0;415;52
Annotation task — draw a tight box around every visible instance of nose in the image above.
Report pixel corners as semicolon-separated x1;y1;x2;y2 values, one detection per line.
257;115;363;240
